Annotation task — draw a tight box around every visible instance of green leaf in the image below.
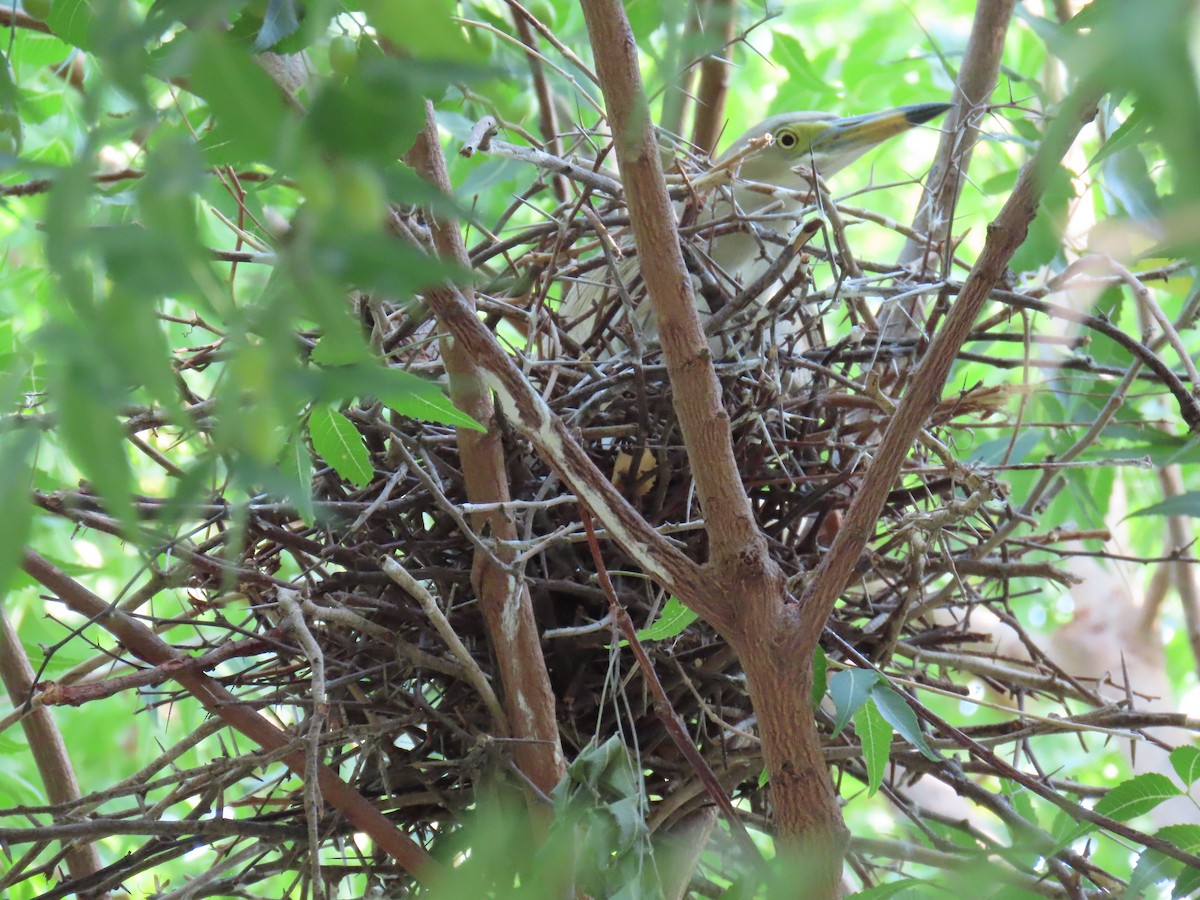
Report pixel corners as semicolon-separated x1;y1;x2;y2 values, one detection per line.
304;57;425;165
855;698;892;797
310;333;371;367
0;49;17;114
361;0;479;62
1093;773;1182;822
634;597;697;642
278;434;315;526
1153;825;1200;897
1002;779;1040;831
1173;864;1200;900
363;368;484;432
0;428;38;596
310;364;483;431
255;0;302;51
185;29;291;165
870;683;940;761
812;644;828;708
46;0;96;52
1010;164;1075;272
55;351;136;535
828;668;879;738
1129;849;1177;897
285;229;465;303
1171;746;1200;787
308;405;372;487
1159;823;1200;852
1128;491;1200;519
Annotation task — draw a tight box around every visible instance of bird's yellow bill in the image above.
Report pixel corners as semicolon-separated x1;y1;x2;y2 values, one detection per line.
809;102;953;158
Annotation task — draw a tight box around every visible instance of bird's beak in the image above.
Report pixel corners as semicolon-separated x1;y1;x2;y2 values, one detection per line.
809;102;953;157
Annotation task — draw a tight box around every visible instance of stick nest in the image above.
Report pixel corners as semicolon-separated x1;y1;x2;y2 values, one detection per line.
27;142;1107;895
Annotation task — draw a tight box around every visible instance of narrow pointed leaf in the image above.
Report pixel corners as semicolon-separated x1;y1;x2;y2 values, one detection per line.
870;683;940;761
856;698;892;796
635;597;697;642
812;644;828;708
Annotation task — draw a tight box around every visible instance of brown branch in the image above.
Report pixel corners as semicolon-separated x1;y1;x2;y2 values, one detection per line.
509;6;570;202
796;91;1105;653
20;551;442;886
834;632;1200;873
0;8;52;34
897;0;1016;271
580;509;760;862
405;101;565;798
579;0;766;576
884;1;1017;348
578;2;847;891
0;817;299;843
0;608;106;893
37;634;272;707
689;0;736;157
992;288;1200;428
0;167;279;198
502;0;600;87
408;286;710;612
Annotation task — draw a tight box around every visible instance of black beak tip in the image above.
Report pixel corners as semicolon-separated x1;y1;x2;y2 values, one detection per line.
903;102;954;126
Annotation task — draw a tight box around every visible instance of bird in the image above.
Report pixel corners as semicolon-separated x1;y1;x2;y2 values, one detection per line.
559;101;952;357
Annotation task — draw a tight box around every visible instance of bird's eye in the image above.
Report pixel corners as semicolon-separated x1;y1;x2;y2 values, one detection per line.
777;130;797;148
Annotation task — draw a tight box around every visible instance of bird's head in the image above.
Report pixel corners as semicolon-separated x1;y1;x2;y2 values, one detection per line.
718;101;953;189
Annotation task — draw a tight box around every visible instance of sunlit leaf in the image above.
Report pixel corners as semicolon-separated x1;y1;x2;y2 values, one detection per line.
634;596;697;642
1093;773;1182;822
1170;746;1200;787
308;404;372;488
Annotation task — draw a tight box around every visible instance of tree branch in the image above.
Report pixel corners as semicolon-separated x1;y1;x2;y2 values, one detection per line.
579;0;769;579
797;91;1105;653
898;0;1016;269
406;100;565;798
20;551;441;886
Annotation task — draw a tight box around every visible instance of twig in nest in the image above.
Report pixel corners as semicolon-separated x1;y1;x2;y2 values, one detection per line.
278;588;327;895
380;556;510;733
578;506;762;866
